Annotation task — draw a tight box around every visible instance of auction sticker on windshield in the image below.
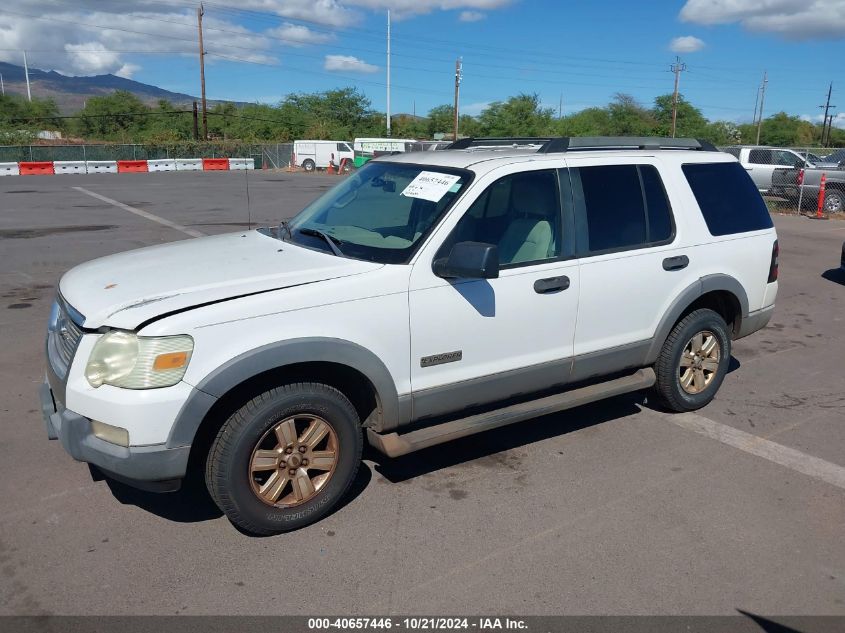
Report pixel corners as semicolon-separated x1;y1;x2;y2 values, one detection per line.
400;171;462;202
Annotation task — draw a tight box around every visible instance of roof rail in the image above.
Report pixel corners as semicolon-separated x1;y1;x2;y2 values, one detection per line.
446;137;552;150
446;136;719;153
539;136;718;153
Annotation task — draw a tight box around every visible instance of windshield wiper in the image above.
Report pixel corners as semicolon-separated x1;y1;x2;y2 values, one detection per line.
299;227;345;257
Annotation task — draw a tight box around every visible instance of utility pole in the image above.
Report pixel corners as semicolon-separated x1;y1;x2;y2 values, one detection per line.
0;73;4;97
752;84;761;127
670;56;686;138
192;101;199;141
386;10;391;137
558;92;563;119
197;4;208;141
755;71;767;145
453;58;462;141
819;83;834;146
23;50;32;102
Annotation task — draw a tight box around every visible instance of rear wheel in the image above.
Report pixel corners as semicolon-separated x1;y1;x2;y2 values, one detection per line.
653;309;731;412
206;383;362;535
302;159;315;173
824;189;844;214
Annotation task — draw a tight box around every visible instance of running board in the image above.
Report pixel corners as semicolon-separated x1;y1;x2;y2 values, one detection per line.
367;368;656;457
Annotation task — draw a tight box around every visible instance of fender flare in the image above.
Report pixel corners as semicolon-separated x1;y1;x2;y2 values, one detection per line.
644;274;749;365
166;337;404;448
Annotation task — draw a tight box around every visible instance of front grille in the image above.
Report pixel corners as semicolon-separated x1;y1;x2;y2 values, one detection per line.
47;297;85;380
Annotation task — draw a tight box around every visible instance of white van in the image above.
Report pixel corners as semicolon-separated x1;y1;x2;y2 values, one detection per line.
294;140;353;172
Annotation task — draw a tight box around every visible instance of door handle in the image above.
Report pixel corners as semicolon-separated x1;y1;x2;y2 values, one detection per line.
663;255;689;271
534;275;570;294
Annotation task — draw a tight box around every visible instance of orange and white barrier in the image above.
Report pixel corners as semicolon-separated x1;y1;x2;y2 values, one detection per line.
54;161;87;175
19;161;55;175
0;157;257;176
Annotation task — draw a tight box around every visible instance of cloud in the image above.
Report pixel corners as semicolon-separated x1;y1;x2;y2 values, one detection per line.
324;55;379;73
669;35;705;53
266;23;333;47
346;0;513;20
679;0;845;40
459;11;486;21
801;112;845;128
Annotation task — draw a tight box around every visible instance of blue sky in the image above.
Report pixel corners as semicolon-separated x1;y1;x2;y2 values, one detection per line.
1;1;843;126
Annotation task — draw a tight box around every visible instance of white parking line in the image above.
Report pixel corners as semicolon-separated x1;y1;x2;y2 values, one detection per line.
664;412;845;491
73;186;206;238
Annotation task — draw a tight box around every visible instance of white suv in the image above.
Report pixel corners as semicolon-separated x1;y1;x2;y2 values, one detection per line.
40;137;779;535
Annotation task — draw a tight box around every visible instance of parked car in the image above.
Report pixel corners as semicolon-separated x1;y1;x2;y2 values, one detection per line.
352;137;418;168
820;148;845;168
771;167;845;213
40;136;778;535
722;145;812;191
797;151;840;169
293;140;353;172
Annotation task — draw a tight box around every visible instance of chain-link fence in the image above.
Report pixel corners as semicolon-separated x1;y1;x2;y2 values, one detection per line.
719;146;845;217
0;143;295;169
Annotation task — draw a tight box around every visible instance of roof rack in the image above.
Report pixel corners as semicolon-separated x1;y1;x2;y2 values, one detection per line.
446;136;718;153
446;137;552;150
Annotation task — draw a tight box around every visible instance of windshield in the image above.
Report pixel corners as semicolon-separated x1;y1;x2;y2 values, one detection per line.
824;149;845;163
286;161;471;264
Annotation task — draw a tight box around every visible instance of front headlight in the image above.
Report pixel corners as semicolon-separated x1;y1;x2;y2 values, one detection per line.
85;331;193;389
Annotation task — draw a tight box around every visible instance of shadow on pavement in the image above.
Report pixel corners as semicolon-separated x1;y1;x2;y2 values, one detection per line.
821;268;845;286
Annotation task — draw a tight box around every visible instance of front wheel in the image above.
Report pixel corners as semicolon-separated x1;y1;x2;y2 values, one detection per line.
206;383;362;535
302;159;315;172
653;308;731;412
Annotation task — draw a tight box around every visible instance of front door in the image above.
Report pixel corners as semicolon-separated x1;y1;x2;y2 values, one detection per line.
408;167;580;421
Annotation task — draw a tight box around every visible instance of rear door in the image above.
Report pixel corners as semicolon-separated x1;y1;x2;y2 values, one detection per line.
568;157;695;381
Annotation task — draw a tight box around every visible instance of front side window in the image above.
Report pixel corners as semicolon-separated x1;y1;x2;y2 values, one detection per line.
573;164;674;254
287;162;469;264
774;150;803;167
440;170;563;267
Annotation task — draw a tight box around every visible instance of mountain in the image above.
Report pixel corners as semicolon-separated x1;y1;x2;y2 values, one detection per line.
0;61;201;113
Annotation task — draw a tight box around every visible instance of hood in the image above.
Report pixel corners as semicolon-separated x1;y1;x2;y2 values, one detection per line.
59;230;382;330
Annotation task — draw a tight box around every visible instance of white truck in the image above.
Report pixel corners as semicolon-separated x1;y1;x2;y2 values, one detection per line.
40;136;778;535
294;140;353;172
722;145;813;192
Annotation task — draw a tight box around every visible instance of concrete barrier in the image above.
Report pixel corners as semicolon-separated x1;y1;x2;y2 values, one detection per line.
147;159;177;172
19;161;55;175
117;160;149;173
228;158;255;170
0;162;20;176
54;161;87;175
176;158;203;171
86;161;118;174
203;157;229;171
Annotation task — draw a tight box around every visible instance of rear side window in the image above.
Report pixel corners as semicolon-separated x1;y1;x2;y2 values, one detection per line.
574;164;674;253
682;162;773;236
748;149;772;164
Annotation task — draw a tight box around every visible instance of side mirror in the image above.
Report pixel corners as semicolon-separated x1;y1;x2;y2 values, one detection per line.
433;241;499;279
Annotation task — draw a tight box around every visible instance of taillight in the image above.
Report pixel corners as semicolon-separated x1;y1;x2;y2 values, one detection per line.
797;169;804;186
767;240;779;283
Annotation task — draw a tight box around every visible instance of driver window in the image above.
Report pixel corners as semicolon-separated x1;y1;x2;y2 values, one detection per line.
441;170;562;267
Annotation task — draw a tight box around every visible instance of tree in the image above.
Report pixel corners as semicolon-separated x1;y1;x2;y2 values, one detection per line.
478;93;555;136
73;90;149;140
606;93;657;136
652;93;708;138
426;104;454;137
0;95;63;137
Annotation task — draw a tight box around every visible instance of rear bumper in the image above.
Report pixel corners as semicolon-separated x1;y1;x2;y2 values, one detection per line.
39;379;189;492
736;305;775;340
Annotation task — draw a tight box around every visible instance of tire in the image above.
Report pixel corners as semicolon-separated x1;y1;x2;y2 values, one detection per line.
653;308;731;412
206;383;362;535
824;189;844;214
302;159;315;173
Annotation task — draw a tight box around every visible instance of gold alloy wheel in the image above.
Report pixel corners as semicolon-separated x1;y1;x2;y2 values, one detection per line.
679;330;721;395
249;415;338;507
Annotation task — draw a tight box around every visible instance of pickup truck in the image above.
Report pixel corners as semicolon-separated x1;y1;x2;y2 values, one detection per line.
722;146;813;192
771;167;845;214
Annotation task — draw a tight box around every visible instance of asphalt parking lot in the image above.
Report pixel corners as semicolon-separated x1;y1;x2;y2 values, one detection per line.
1;170;844;617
